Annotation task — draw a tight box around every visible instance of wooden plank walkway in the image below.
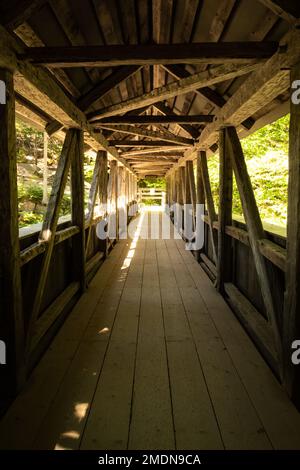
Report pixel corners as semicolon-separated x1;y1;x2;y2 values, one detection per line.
1;208;300;450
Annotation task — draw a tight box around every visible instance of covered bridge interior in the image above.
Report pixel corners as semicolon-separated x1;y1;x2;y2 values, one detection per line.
1;0;300;450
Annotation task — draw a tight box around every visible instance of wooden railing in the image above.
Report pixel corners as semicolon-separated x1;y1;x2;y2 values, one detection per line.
17;132;139;375
138;188;166;206
166;129;288;386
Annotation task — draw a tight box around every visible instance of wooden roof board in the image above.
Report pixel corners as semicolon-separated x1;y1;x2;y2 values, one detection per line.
1;0;297;175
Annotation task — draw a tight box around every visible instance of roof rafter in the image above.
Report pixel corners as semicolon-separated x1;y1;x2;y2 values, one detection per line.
88;63;260;119
77;65;142;111
0;0;47;30
168;28;300;172
0;24;135;173
163;64;255;130
257;0;300;25
98;124;194;145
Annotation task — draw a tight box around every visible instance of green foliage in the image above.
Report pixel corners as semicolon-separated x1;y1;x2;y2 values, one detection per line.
60;194;71;215
138;176;166;189
26;184;44;205
207;115;289;227
16;119;62;165
19;212;44;228
242;114;289;160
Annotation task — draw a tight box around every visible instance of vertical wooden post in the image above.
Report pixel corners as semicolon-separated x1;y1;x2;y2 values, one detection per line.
118;166;126;238
199;151;218;263
187;161;196;217
85;151;102;257
184;162;192;239
283;61;300;399
185;162;192;205
196;151;205;261
26;129;76;354
96;151;108;257
179;166;186;205
173;168;180;230
109;160;118;241
226;126;282;372
71;129;86;292
0;68;25;396
128;173;132;204
216;128;233;293
125;169;129;218
42;131;48;205
177;167;185;234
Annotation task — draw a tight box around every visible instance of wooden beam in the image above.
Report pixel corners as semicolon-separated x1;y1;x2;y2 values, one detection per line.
257;0;300;24
197;29;300;150
77;66;141;111
45;120;64;137
127;158;178;164
83;153;101;252
108;161;118;241
22;42;279;67
163;63;227;107
186;160;196;229
98;151;109;256
226;126;282;371
89;63;260;118
0;68;25;397
195;152;205;261
199;150;218;264
0;0;47;30
283;60;300;400
0;24;134;173
163;64;255;131
71;129;86;292
25;129;76;355
216;128;233;293
108;140;191;148
168;28;300;175
91;115;214;125
122;149;184;158
95;124;194;145
153;102;200;140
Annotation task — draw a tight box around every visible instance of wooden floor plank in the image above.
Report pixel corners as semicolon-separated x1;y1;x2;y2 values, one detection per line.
80;237;145;449
173;237;300;450
2;209;300;451
128;240;175;450
157;240;224;450
165;237;273;449
0;241;129;450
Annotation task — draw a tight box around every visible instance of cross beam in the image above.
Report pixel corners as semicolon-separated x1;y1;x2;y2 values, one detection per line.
21;42;279;67
91;115;214;125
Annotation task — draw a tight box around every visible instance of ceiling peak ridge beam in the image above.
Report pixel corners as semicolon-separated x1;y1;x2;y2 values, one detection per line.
0;24;135;175
88;63;261;119
166;27;300;175
20;42;279;67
